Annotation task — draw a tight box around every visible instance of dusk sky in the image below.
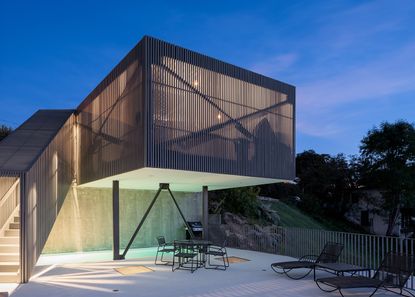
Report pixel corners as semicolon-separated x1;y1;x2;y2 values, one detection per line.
1;0;414;157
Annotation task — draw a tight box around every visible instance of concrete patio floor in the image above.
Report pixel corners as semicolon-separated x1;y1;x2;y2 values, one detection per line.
1;248;403;297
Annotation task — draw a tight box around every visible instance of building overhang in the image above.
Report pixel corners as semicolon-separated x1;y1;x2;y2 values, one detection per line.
77;167;292;192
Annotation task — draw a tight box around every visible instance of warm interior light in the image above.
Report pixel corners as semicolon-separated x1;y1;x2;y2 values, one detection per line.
193;80;198;87
217;114;221;120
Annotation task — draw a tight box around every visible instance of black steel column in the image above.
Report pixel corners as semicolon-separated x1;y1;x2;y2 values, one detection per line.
112;180;121;260
202;186;209;240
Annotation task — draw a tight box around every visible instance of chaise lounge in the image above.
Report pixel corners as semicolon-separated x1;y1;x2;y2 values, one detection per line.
315;253;415;297
271;242;344;279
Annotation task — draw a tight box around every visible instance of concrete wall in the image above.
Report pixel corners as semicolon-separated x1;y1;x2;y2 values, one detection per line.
43;186;202;253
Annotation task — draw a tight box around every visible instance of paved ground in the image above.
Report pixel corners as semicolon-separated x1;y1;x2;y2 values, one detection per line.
1;248;402;297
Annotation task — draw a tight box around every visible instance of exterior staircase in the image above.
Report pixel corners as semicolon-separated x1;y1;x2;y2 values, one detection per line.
0;214;19;282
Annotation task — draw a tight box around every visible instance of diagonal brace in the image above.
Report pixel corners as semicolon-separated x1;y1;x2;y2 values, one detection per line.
120;183;195;259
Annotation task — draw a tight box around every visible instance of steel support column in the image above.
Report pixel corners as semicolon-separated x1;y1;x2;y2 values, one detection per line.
202;186;209;240
112;180;121;260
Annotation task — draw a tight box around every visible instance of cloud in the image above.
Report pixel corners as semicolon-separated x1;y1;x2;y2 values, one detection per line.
293;37;415;141
298;42;415;111
250;53;298;76
296;120;345;138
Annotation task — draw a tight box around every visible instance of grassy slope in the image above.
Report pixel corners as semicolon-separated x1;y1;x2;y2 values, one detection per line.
269;200;367;233
269;200;325;229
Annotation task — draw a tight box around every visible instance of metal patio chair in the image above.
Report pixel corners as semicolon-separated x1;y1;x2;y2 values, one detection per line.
316;253;415;297
172;240;199;273
271;242;344;279
204;240;229;270
155;236;175;265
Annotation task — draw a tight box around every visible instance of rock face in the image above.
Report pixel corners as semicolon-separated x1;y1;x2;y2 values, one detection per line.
258;199;281;224
209;212;284;254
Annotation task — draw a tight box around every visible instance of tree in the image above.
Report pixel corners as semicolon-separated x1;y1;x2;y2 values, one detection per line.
296;150;354;217
0;125;12;141
210;187;260;218
358;120;415;236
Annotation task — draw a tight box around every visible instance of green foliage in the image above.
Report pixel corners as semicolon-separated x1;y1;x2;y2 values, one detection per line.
0;125;12;141
356;120;415;235
209;121;415;235
211;187;260;218
271;199;365;232
260;182;300;204
296;150;355;217
270;200;325;229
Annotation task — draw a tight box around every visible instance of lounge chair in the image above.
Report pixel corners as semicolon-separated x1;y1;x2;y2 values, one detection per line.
271;242;344;279
155;236;175;265
316;253;415;297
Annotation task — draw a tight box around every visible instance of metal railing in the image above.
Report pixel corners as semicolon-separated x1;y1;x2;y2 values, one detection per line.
0;178;19;230
209;224;415;290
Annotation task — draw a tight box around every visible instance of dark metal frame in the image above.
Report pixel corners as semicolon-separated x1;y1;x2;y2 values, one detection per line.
316;253;415;297
204;240;229;270
271;242;344;280
120;183;195;259
313;262;371;281
155;236;175;265
172;240;198;273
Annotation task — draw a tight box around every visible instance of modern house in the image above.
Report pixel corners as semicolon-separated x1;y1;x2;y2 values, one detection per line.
0;36;295;283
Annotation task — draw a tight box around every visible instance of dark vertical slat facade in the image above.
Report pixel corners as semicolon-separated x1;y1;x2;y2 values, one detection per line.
145;37;295;180
22;114;75;282
76;43;145;184
76;36;295;183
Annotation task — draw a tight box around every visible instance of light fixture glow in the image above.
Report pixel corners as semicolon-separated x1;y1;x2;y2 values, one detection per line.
217;114;221;120
193;80;199;87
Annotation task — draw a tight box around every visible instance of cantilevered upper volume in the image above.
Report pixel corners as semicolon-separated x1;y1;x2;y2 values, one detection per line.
0;36;296;283
76;36;296;191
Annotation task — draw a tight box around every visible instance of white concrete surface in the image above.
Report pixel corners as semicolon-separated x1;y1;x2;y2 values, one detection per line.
1;248;400;297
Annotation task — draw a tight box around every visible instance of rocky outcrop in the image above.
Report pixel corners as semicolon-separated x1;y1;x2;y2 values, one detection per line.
209;212;284;254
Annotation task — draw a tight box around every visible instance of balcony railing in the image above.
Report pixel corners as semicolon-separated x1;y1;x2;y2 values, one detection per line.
209;224;415;290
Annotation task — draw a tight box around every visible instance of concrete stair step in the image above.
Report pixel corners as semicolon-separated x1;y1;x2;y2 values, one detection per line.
0;272;19;283
4;230;18;237
0;245;19;253
0;237;18;245
0;253;19;262
0;262;19;272
8;223;19;230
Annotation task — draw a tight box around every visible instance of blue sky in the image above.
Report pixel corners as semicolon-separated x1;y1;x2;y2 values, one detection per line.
1;0;414;156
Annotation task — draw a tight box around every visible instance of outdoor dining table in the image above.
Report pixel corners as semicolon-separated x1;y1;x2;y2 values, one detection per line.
174;239;213;270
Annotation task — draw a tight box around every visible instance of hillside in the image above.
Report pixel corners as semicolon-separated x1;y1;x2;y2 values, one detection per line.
268;200;326;229
264;199;366;233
